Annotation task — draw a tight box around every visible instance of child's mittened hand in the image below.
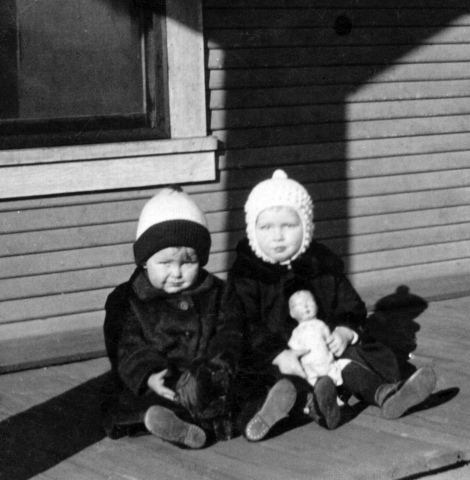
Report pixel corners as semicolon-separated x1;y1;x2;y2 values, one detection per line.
326;327;354;357
272;349;309;378
147;369;176;401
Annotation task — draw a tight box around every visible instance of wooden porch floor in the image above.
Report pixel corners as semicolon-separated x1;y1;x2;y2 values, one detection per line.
1;295;470;480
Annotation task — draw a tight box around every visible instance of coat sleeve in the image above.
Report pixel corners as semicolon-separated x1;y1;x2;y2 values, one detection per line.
225;274;287;366
208;281;246;369
104;285;170;396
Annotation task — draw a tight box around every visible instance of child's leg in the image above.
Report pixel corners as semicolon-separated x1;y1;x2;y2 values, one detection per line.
144;405;207;449
341;361;436;419
244;378;297;442
305;376;341;430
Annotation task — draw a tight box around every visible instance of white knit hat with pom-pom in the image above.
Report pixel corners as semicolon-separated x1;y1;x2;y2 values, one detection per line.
134;187;211;266
245;170;314;263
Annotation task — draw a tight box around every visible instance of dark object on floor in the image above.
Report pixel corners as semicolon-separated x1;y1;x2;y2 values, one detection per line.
175;358;235;441
245;378;297;442
144;405;207;449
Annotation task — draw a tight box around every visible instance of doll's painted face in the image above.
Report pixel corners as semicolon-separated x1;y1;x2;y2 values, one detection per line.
289;290;318;323
144;246;199;294
255;207;303;264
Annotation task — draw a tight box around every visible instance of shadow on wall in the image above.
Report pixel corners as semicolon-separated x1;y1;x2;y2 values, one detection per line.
204;2;470;271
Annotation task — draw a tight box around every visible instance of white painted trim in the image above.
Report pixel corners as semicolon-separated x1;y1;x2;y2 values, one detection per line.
0;136;218;166
0;149;216;199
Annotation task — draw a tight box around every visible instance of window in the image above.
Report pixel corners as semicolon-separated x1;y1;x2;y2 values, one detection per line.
1;0;169;150
0;0;217;198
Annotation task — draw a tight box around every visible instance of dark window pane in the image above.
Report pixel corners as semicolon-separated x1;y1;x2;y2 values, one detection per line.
0;0;165;149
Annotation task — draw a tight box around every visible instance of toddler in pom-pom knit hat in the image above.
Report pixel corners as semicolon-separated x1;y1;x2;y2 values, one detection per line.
101;187;244;449
227;170;436;442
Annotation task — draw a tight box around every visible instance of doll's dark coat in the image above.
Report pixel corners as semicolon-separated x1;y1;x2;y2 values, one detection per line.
227;238;399;389
101;266;243;438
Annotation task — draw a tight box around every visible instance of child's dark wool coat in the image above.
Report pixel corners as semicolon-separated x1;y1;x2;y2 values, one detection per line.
101;266;243;439
227;238;400;399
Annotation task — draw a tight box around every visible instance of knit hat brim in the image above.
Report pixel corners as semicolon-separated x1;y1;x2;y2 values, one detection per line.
133;219;211;266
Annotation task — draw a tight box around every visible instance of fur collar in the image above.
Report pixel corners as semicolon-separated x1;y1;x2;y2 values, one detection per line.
230;238;344;283
131;266;215;302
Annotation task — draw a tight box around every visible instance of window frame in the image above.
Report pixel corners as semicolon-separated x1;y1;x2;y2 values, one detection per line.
0;0;217;199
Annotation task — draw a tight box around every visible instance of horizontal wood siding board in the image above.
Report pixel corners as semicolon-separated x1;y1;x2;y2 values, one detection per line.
0;327;105;373
206;26;470;49
347;240;470;274
208;46;470;70
0;289;110;325
210;98;470;130
211;117;470;149
209;82;470;109
0;245;133;280
208;65;470;89
0;311;104;342
204;1;470;9
221;149;470;176
204;9;470;29
0;264;134;302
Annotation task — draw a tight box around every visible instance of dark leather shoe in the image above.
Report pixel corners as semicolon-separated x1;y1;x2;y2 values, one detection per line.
245;379;297;442
378;366;436;419
144;406;206;448
310;376;341;430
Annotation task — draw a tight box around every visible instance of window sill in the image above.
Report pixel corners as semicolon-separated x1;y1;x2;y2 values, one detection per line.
0;136;218;199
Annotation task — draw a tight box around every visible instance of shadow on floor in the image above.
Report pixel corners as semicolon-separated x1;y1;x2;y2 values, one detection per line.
0;373;108;480
366;285;429;378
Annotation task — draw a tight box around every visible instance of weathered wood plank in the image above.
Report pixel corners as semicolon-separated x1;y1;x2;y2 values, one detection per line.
204;8;470;29
218;133;470;168
208;45;470;70
209;81;470;109
210;98;470;130
205;0;470;8
206;26;470;49
208;65;470;89
212;115;470;149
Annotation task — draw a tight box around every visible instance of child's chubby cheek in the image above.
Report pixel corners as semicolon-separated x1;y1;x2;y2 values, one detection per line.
144;247;200;294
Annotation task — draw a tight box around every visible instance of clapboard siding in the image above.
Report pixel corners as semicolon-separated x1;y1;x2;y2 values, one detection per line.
206;26;470;49
209;66;470;89
210;98;470;130
1;0;470;369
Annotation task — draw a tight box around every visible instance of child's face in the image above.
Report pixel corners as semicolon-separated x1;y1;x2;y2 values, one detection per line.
255;207;303;263
289;292;317;322
145;247;199;294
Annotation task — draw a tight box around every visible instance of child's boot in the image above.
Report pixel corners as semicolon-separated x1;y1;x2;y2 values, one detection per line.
144;405;206;448
245;379;297;442
307;376;341;430
376;366;436;419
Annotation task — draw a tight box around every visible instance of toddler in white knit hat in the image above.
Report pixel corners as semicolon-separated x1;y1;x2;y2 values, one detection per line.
228;170;436;442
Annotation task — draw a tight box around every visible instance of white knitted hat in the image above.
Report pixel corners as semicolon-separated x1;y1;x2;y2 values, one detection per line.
245;170;314;263
134;187;211;265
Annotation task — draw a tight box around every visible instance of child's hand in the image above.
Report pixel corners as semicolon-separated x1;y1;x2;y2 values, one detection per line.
272;349;309;378
326;327;355;357
147;369;175;401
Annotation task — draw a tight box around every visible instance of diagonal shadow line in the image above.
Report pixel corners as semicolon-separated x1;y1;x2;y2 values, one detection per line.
0;373;109;480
